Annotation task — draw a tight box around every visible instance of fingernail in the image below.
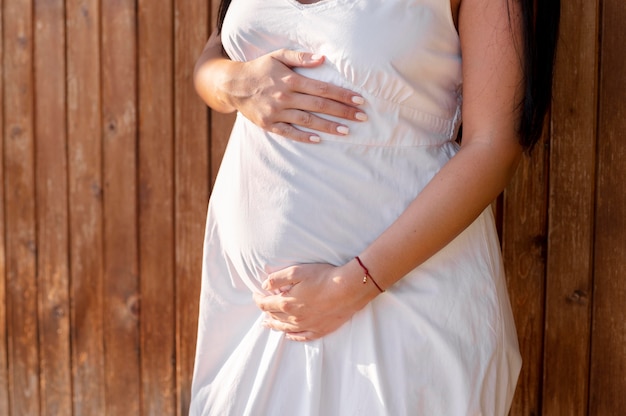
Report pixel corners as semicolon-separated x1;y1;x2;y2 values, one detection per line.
351;96;365;105
309;135;321;143
311;54;324;61
355;112;368;121
336;126;349;135
279;284;294;292
261;320;270;328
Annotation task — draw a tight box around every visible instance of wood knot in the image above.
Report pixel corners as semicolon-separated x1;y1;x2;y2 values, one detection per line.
53;305;65;318
10;125;23;139
126;295;140;318
566;290;589;305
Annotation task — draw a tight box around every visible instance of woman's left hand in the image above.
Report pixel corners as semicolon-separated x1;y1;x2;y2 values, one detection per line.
254;262;378;341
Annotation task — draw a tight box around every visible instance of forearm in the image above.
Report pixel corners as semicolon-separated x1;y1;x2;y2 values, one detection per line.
193;30;239;113
257;136;524;339
354;136;522;290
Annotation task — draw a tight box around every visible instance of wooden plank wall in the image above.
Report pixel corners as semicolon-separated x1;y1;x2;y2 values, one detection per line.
0;1;624;415
504;0;626;414
589;0;626;413
2;0;212;414
543;0;599;413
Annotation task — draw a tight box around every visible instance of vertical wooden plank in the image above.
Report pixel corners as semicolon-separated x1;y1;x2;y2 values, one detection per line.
589;0;626;413
3;0;40;414
33;0;72;414
174;0;210;413
543;0;600;414
101;1;141;414
0;0;10;413
503;142;549;415
138;0;177;414
66;0;105;414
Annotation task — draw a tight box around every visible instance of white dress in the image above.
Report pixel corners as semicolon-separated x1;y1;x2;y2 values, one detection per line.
190;0;522;415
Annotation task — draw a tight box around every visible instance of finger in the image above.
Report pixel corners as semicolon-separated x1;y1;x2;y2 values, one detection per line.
284;72;366;108
271;49;326;69
254;292;297;315
263;310;292;322
285;331;318;342
282;104;366;135
253;293;283;312
261;317;301;333
262;269;300;291
295;93;368;123
268;105;367;142
282;109;351;137
268;122;323;143
271;53;365;107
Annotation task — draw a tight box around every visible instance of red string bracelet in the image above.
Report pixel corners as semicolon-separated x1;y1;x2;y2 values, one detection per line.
355;256;385;293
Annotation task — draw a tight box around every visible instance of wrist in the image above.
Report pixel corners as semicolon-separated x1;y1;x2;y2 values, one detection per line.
335;259;382;309
216;59;246;112
193;58;239;113
354;256;385;293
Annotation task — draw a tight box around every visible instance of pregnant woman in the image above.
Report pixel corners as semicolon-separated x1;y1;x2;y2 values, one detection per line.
190;0;560;414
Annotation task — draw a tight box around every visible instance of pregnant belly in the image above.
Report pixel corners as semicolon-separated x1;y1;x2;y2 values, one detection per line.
211;150;382;282
209;118;457;286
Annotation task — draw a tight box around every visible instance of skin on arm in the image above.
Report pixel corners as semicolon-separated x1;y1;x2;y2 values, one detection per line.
193;29;369;143
255;0;526;341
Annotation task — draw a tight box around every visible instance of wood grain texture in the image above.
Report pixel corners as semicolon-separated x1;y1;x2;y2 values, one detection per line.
503;143;549;416
2;1;626;414
101;1;141;414
4;0;40;414
0;0;9;413
589;0;626;413
543;0;600;414
66;0;105;414
138;0;177;414
174;1;210;413
34;0;72;414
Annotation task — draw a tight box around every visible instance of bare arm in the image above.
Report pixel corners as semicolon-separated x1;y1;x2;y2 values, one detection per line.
193;29;368;143
354;0;524;288
256;0;526;341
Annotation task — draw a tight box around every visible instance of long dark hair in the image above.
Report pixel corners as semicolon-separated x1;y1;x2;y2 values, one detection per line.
216;0;560;151
518;0;560;150
216;0;232;33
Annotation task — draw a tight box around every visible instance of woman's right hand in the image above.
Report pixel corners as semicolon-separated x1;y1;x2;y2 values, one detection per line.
194;31;368;143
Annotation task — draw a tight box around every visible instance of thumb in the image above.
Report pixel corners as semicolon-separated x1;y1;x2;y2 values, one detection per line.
272;49;325;69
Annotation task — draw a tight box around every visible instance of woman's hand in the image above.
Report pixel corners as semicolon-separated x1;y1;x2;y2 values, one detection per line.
253;261;379;341
222;49;368;143
194;31;368;143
